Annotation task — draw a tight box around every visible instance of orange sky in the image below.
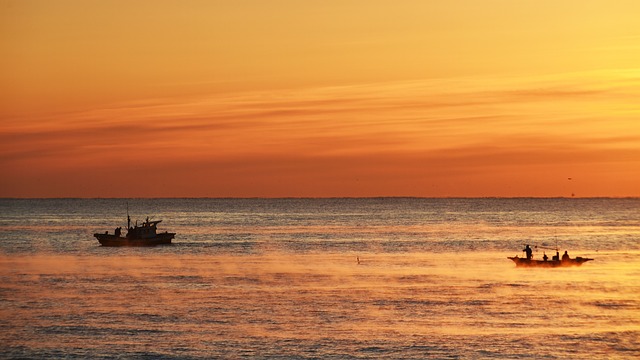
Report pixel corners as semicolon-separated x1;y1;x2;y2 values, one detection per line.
2;1;640;197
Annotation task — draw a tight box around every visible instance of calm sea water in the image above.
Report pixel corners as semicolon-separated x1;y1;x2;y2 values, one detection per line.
1;198;639;359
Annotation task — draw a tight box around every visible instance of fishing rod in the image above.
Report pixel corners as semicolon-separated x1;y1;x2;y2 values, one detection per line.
521;244;559;251
536;245;560;251
126;201;131;229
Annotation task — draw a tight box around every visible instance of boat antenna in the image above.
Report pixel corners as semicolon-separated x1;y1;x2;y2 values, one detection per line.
127;201;131;229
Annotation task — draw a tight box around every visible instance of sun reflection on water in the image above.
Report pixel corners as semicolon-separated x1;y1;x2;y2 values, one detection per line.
1;251;638;358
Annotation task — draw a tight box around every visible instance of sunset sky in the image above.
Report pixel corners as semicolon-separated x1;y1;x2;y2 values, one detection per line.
2;1;640;197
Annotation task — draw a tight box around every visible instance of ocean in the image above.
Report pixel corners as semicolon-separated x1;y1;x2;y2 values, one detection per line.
1;198;639;359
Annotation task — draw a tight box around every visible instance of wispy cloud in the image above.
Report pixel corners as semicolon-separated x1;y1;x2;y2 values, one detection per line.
2;70;639;196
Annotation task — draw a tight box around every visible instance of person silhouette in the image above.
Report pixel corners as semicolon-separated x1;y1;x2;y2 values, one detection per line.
523;245;533;260
562;250;570;262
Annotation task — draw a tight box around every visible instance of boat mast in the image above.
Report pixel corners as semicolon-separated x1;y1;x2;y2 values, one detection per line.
127;202;131;229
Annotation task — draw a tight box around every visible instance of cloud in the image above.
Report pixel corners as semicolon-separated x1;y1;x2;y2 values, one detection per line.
2;71;639;197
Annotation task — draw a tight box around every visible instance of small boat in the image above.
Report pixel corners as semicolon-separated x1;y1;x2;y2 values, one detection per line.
508;244;593;267
95;216;175;247
507;255;593;268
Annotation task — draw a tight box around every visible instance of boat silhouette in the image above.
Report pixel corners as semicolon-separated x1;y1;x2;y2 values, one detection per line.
94;215;175;247
507;255;593;267
508;245;593;267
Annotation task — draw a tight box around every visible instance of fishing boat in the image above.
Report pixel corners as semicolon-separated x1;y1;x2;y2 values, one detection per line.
94;215;175;247
507;255;593;268
508;244;593;267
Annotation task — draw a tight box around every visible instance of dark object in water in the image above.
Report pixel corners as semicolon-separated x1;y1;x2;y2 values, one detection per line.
95;218;175;247
507;255;593;268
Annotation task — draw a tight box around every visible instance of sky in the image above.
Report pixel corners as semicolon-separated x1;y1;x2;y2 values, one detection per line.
2;0;640;198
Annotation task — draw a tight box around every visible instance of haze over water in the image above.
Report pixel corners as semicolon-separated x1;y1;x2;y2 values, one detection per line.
1;198;639;358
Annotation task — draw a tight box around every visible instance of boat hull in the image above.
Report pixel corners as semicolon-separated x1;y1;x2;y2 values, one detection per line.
508;256;593;268
94;233;175;247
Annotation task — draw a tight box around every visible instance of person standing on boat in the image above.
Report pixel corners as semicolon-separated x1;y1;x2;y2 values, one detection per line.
543;252;548;262
562;250;570;262
523;245;533;260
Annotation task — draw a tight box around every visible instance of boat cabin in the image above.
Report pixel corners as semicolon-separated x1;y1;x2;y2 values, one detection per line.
127;219;163;239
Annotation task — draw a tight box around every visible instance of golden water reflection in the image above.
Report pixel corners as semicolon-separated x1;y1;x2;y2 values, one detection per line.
1;251;638;357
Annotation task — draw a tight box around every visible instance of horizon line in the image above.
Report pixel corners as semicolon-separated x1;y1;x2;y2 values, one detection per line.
2;196;639;200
